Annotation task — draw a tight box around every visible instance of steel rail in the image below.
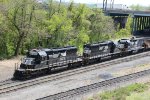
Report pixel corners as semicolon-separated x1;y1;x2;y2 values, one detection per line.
38;68;150;100
0;51;149;95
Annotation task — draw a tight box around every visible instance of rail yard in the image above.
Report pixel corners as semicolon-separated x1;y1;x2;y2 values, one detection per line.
0;51;150;100
0;0;150;100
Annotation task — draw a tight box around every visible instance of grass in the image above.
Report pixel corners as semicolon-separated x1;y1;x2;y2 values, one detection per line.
88;83;148;100
126;91;150;100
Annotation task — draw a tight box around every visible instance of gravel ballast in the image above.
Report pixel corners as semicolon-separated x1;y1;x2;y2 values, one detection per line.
0;56;150;100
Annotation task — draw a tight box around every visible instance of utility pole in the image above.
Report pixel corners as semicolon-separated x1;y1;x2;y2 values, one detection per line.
110;0;115;9
58;0;62;12
103;0;107;11
103;0;105;10
103;0;114;10
96;0;98;8
112;0;114;9
110;0;112;9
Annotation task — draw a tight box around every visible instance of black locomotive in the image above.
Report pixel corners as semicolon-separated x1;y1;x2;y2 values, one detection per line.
13;38;148;79
14;46;82;79
83;41;116;64
117;38;147;53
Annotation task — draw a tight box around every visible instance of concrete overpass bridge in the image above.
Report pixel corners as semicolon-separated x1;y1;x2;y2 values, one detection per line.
104;9;150;38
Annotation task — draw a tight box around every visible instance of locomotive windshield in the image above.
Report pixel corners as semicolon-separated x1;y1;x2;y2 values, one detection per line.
22;58;35;65
84;47;91;54
26;50;39;58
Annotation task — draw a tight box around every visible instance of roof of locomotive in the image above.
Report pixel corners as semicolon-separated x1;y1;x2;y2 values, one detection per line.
43;48;52;52
84;41;113;48
131;37;144;41
118;39;130;43
29;49;47;56
42;46;77;52
64;46;77;50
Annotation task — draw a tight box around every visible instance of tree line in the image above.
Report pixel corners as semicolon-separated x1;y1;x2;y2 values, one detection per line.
0;0;131;59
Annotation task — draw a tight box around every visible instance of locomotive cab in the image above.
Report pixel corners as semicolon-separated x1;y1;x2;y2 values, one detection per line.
106;41;116;53
117;39;131;51
83;47;91;57
20;58;35;69
130;38;147;52
21;49;47;69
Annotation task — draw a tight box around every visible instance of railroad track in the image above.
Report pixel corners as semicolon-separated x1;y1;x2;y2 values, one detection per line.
0;51;149;95
0;79;14;86
0;78;22;87
38;68;150;100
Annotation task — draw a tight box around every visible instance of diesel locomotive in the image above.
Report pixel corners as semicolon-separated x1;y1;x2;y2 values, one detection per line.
13;38;148;79
14;46;82;79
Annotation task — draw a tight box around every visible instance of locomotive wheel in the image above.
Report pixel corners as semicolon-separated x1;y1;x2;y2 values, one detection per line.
97;57;101;62
67;63;72;69
46;68;52;74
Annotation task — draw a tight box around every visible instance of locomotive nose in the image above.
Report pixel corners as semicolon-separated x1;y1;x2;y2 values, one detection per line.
13;69;26;80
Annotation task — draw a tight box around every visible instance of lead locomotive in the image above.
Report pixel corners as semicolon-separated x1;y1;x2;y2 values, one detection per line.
14;46;81;79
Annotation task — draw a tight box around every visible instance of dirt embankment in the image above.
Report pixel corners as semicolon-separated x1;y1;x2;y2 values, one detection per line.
145;40;150;48
0;56;22;81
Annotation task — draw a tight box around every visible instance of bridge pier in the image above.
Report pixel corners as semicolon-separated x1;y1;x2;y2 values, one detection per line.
105;10;129;30
132;14;150;37
104;9;150;38
113;17;128;29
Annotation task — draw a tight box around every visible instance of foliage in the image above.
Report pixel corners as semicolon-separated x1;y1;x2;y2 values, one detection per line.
88;9;114;43
126;91;150;100
130;4;150;11
114;16;132;39
0;0;132;58
130;4;145;11
88;83;148;100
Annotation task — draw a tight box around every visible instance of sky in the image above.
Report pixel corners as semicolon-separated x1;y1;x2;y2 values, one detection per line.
62;0;150;6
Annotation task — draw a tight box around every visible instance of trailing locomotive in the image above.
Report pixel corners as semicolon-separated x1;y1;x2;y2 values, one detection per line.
83;41;116;64
117;38;147;53
13;38;148;80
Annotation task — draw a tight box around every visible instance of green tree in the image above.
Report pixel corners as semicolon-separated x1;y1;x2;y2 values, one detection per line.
0;1;116;58
130;4;145;11
115;16;132;38
88;9;115;43
0;0;38;56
